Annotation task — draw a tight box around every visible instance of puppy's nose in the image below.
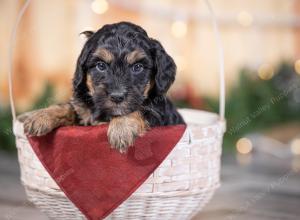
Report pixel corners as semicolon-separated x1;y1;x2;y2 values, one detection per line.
110;92;125;103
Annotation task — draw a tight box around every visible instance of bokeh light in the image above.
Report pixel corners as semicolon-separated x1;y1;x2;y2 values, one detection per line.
258;64;274;80
91;0;109;15
294;59;300;75
291;138;300;155
236;138;253;154
171;20;188;38
237;11;253;27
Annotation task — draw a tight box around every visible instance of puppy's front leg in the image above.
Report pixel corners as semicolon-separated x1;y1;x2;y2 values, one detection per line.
19;103;76;136
108;111;148;153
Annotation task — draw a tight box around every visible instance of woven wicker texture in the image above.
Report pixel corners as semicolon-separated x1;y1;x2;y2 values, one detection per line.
14;109;224;220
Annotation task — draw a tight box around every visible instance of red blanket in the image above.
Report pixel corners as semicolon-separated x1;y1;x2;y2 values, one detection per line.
28;124;186;220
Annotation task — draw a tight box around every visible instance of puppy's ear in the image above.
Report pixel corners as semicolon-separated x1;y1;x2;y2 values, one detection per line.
72;43;93;107
79;30;95;39
151;39;176;95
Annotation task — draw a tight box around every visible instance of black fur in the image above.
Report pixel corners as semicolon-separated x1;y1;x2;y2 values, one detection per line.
72;22;185;126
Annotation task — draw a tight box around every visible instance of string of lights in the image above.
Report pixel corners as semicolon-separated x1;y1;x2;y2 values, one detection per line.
90;0;300;28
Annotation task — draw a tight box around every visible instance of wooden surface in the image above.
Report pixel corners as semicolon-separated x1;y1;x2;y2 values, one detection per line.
194;153;300;220
0;151;299;220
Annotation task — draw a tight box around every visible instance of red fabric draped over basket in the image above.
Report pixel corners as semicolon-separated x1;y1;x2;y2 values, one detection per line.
27;124;186;220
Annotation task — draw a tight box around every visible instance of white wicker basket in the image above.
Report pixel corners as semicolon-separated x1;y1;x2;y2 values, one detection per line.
8;0;226;219
14;109;225;220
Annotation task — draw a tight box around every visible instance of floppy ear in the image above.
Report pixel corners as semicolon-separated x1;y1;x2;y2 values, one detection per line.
151;39;176;95
72;43;93;107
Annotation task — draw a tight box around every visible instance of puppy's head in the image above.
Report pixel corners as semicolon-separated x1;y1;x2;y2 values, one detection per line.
73;22;176;120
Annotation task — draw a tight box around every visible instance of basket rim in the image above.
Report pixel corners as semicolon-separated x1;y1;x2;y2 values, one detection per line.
14;108;226;138
178;108;225;126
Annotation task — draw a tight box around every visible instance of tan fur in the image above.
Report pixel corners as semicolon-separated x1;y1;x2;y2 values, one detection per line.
70;98;95;126
143;81;154;98
86;74;95;95
126;50;146;64
93;48;114;63
108;111;148;153
22;103;76;136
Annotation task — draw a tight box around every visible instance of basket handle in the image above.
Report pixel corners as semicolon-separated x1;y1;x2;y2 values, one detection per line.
8;0;32;122
204;0;226;121
8;0;225;122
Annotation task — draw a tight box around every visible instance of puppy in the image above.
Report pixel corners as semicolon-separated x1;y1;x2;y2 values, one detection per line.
20;22;185;153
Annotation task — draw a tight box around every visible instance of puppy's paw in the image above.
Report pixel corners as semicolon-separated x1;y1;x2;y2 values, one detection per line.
108;112;148;153
108;124;137;153
17;111;38;123
23;111;58;136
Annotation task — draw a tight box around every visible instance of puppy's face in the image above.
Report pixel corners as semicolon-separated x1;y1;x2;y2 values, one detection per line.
86;42;153;118
73;22;176;121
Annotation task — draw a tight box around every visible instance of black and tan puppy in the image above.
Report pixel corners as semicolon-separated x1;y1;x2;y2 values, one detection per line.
20;22;185;153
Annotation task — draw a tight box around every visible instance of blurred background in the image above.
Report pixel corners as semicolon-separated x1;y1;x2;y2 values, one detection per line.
1;0;300;219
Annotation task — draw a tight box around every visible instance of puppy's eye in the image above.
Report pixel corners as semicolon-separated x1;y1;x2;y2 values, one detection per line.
96;61;107;72
132;63;144;74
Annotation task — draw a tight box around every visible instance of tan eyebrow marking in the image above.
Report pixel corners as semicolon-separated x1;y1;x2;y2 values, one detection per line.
126;50;146;64
93;48;114;63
